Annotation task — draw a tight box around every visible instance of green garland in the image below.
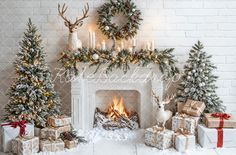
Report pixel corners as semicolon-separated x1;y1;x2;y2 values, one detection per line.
59;48;179;79
97;0;142;41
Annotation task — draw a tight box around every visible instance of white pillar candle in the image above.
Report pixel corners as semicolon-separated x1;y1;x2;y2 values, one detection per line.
151;40;155;51
92;32;96;49
101;41;106;50
117;46;121;52
128;47;133;53
132;38;136;47
146;42;151;50
121;41;124;49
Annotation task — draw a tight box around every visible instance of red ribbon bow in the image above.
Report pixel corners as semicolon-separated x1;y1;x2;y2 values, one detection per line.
1;120;27;137
210;113;230;148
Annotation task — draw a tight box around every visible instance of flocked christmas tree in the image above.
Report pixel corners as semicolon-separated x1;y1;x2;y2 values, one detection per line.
4;19;61;128
176;41;225;113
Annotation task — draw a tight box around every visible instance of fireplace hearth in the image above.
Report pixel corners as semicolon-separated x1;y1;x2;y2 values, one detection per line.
93;96;139;130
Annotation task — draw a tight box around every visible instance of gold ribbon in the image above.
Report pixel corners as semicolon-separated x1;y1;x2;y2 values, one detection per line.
176;113;190;129
150;126;163;145
173;128;192;152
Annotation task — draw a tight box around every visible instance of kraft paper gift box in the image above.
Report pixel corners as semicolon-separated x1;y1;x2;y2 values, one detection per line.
12;136;39;155
173;130;196;153
40;125;71;140
204;113;236;128
172;113;200;134
0;123;34;152
177;102;185;113
47;116;71;127
64;140;78;149
40;139;65;152
182;99;206;117
144;126;174;150
198;124;236;149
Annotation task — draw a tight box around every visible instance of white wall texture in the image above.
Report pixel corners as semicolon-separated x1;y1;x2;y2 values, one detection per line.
0;0;236;117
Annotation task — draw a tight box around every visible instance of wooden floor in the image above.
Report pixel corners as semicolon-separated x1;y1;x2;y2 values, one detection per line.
1;139;236;155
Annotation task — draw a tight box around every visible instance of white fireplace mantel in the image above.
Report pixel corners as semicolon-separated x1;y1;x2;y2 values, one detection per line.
71;65;164;131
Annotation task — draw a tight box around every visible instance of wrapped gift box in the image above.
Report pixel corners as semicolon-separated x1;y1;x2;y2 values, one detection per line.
144;126;174;150
64;140;78;149
205;113;236;128
172;114;200;134
173;132;195;152
12;136;39;155
40;125;71;140
40;139;65;152
47;116;71;127
182;99;205;117
0;123;34;152
177;102;185;113
198;124;236;148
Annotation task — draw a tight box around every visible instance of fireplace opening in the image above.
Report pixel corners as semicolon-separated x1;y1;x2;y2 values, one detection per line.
93;90;140;130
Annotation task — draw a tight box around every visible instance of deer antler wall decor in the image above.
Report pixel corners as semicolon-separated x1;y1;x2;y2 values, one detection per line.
58;3;89;51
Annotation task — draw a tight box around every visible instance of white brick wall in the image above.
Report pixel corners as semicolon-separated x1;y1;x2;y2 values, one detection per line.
0;0;236;116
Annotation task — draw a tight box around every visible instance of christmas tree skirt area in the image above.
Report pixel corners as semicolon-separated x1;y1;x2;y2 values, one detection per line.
1;128;235;155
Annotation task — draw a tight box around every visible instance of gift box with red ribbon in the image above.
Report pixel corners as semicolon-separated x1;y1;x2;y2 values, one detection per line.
0;121;34;153
205;113;236;128
198;124;236;148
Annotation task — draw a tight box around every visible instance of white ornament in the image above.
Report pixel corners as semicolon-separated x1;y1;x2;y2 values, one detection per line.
205;77;208;80
202;82;205;86
187;76;191;80
184;88;190;93
132;8;136;12
192;70;196;73
117;2;120;5
202;63;205;67
105;26;110;31
92;54;99;60
190;88;196;92
197;58;200;61
188;72;192;75
199;69;203;72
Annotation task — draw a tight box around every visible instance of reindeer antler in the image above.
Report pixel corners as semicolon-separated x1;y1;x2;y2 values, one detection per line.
58;3;70;24
74;3;89;26
152;90;159;103
163;94;176;104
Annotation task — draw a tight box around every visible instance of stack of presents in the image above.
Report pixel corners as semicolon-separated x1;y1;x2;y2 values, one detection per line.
0;115;82;154
144;99;236;152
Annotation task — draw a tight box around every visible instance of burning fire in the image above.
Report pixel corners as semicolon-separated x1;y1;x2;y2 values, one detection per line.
107;96;129;120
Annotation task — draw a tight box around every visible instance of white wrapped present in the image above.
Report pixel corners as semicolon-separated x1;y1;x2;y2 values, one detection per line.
173;129;196;153
40;125;71;140
47;116;71;127
172;113;200;134
198;124;236;148
144;126;174;150
12;136;39;155
0;122;34;152
40;139;65;152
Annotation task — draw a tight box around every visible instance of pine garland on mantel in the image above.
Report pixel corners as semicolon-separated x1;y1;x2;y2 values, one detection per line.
58;48;179;79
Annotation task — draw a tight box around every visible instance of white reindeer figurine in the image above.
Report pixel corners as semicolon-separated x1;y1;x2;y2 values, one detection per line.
58;3;89;51
152;91;175;130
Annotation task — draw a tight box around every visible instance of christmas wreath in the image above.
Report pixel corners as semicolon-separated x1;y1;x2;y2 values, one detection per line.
97;0;142;41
